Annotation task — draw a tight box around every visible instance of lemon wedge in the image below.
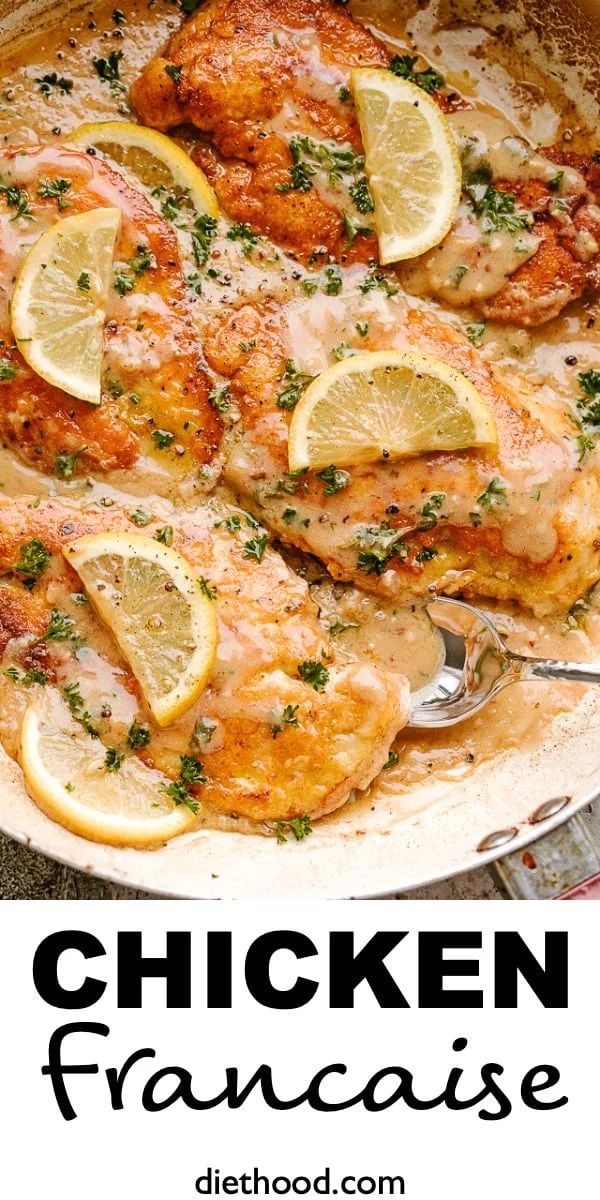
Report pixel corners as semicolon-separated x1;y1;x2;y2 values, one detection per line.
64;532;218;727
11;206;120;405
67;121;218;220
287;350;498;472
350;68;461;264
19;692;195;847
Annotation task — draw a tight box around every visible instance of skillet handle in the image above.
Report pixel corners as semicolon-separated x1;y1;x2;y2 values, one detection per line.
489;813;600;899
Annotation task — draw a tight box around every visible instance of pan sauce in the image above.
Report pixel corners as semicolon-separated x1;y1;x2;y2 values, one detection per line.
0;0;599;826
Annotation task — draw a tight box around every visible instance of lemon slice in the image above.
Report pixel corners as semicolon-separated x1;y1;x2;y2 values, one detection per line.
287;350;498;471
11;206;120;405
351;68;461;264
64;532;218;727
67;121;218;219
20;693;195;847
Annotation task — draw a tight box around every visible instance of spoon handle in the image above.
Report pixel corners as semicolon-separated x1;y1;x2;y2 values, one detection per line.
516;656;600;685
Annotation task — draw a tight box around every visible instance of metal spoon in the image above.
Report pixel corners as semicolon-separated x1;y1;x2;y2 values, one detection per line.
410;594;600;728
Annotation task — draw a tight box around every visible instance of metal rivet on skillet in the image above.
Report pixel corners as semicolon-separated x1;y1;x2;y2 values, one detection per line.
477;828;518;853
529;795;571;824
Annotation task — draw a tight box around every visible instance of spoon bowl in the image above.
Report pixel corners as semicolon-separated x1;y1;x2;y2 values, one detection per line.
409;595;600;728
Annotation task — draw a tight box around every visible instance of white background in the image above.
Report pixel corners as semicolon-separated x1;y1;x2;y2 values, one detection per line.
0;901;596;1198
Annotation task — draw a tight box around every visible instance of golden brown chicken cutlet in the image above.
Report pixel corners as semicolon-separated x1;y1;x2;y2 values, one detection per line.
203;286;600;615
0;144;221;482
132;0;599;325
131;0;410;265
0;495;410;825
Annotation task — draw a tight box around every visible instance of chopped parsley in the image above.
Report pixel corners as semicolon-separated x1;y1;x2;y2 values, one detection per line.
114;245;154;295
208;383;231;413
464;164;531;234
55;447;86;479
356;524;407;575
356;321;369;337
465;320;486;344
577;369;600;426
164;63;183;85
359;270;398;296
190;214;217;267
324;267;343;296
349;176;375;214
419;493;445;530
37;177;71;210
45;610;77;642
161;754;207;814
338;85;351;102
277;134;365;194
63;682;98;737
227;221;259;257
191;716;217;749
274;815;313;844
198;576;217;600
114;269;135;296
112;8;126;24
389;54;444;94
77;271;91;292
215;514;241;532
92;50;124;85
316;465;350;496
0;183;32;221
4;665;47;686
127;719;151;749
13;538;50;589
450;264;468;286
152;429;175;450
328;617;359;636
129;508;153;526
477;477;508;509
36;72;73;96
0;359;17;381
154;525;173;545
415;546;438;563
270;703;300;738
104;747;124;773
342;211;372;246
383;749;399;770
298;660;329;691
276;359;315;410
548;170;564;192
243;533;269;562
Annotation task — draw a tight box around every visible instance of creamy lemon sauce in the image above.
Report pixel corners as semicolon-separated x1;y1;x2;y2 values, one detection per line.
0;0;599;825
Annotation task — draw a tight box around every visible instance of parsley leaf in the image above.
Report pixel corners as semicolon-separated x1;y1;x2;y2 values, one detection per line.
276;359;315;410
164;63;182;85
190;214;217;267
37;177;71;210
55;446;86;479
316;465;350;496
298;660;329;691
477;478;508;508
389;54;444;94
36;72;73;95
274;815;313;844
271;703;300;738
0;359;17;382
226;221;259;257
13;538;50;589
152;429;174;450
104;747;124;772
92;50;123;84
464;164;531;233
127;719;151;749
243;533;269;562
